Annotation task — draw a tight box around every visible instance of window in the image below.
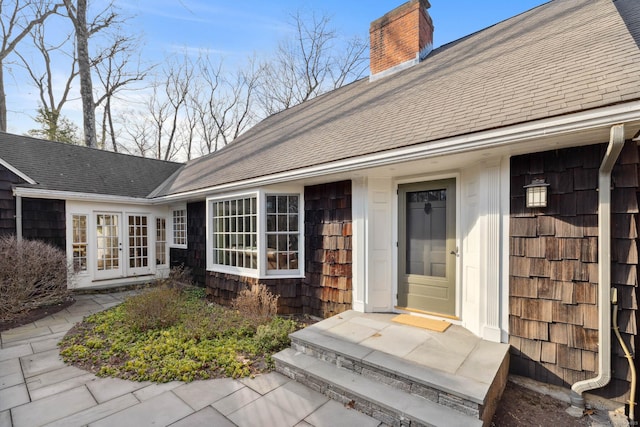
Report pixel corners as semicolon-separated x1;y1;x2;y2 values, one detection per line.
266;195;299;271
128;215;149;268
172;209;187;246
156;218;166;265
209;192;301;277
72;214;88;272
212;197;258;269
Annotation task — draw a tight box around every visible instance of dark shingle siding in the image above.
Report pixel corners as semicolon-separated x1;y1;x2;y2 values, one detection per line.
0;133;183;198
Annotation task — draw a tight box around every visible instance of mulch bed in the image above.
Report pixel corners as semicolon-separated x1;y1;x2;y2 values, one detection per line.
0;298;75;332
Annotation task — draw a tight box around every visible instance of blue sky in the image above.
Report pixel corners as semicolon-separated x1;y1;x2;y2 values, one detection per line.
124;0;549;62
7;0;549;136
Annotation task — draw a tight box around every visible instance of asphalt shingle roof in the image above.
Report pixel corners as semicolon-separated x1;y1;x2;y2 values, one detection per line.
155;0;640;198
0;133;183;198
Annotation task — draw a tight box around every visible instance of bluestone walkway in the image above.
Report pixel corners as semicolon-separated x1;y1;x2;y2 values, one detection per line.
0;292;381;427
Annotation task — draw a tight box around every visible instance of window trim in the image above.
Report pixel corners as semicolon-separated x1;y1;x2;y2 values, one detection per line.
206;190;304;279
156;217;167;266
71;214;89;274
170;206;187;248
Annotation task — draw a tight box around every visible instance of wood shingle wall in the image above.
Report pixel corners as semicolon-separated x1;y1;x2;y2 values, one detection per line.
509;142;639;403
0;164;24;236
302;181;353;318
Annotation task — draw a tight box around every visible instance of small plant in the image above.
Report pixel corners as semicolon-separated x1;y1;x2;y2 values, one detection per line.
232;283;279;325
0;236;71;321
254;317;298;353
123;286;182;332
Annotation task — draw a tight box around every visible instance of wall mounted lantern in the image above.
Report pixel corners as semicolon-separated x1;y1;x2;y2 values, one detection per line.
524;178;550;208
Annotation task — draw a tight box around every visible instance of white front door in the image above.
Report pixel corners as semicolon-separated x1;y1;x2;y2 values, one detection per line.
95;213;123;279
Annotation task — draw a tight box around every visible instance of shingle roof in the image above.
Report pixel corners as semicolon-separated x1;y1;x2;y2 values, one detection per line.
0;133;183;198
155;0;640;198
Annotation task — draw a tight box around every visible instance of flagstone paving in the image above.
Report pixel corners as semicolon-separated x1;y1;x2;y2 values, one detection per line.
0;292;381;427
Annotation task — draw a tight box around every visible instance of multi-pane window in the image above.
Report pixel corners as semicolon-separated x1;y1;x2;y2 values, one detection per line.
266;195;299;271
128;215;149;268
212;197;258;269
72;215;88;272
156;218;166;265
172;209;187;245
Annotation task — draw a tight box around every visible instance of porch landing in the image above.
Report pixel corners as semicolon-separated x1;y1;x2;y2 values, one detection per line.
274;310;510;426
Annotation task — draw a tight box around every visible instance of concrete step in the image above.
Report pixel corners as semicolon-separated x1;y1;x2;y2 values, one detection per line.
288;326;509;423
274;348;483;427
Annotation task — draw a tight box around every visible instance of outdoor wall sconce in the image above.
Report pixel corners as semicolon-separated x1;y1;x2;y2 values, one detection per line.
524;178;550;208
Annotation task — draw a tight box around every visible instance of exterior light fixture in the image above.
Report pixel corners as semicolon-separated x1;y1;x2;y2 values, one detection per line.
524;178;550;208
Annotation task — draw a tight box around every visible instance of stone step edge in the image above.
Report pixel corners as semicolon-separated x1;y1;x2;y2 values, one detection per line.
274;348;483;427
290;327;488;405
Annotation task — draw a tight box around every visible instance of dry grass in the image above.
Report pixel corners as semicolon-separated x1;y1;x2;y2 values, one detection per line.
232;283;279;325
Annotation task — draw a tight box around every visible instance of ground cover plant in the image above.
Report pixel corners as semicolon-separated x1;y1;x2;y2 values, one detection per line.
59;282;299;382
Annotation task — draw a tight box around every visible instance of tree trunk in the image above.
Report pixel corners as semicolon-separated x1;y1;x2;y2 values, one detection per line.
75;0;97;147
0;63;6;132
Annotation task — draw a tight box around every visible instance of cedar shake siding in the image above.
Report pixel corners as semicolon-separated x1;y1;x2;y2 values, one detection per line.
0;164;24;236
170;201;207;286
205;180;353;318
302;181;353;318
22;198;66;250
509;142;639;404
186;201;207;285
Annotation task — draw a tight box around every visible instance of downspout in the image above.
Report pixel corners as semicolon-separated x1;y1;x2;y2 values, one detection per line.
570;124;625;409
15;193;23;242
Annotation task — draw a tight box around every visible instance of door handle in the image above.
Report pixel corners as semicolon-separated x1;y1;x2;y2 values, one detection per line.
450;247;459;256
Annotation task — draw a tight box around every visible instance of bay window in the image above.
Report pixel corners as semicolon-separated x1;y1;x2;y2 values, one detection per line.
209;191;302;277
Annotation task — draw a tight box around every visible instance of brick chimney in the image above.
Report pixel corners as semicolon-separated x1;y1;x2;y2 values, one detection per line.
369;0;434;80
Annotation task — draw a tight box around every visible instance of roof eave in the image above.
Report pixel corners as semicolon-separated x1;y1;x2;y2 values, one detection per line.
0;157;37;184
152;100;640;203
12;187;152;205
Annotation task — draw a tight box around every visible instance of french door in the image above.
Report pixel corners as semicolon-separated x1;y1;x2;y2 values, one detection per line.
94;212;151;279
95;213;123;279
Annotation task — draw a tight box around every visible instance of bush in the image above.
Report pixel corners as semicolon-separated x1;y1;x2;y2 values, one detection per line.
254;317;298;353
232;284;279;325
123;286;183;332
0;236;71;321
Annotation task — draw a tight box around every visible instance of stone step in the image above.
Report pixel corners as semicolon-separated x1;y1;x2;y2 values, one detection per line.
274;348;483;427
288;326;508;422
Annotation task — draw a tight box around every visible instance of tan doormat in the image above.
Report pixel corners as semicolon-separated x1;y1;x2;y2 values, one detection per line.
392;314;451;332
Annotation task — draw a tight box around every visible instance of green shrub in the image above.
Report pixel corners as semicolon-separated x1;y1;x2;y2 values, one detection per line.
123;286;182;332
0;236;72;321
254;317;298;353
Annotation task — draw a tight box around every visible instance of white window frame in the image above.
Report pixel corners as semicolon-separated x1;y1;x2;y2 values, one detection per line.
206;189;304;279
170;206;187;248
71;214;89;274
156;217;167;266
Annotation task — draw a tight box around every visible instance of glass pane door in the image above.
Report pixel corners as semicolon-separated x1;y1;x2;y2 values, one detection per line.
95;213;122;279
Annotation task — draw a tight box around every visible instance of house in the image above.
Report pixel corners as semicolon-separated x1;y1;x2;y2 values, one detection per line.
1;0;640;415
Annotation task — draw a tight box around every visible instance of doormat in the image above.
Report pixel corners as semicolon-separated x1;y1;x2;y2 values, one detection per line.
392;314;451;332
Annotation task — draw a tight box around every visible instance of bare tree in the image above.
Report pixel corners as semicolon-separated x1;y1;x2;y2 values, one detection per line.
16;21;78;141
93;33;151;152
190;56;262;157
0;0;62;131
62;0;118;148
257;11;367;115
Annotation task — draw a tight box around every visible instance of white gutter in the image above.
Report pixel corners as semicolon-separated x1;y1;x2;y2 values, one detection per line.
152;101;640;204
570;124;625;409
12;187;151;205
